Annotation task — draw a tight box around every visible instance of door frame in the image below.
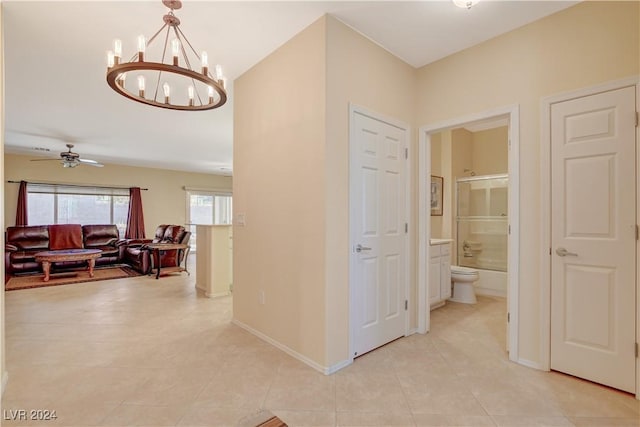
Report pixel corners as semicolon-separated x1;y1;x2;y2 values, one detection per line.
348;104;411;363
418;104;520;363
540;76;640;398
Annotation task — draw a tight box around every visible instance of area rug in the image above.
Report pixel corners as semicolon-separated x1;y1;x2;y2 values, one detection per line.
5;266;142;291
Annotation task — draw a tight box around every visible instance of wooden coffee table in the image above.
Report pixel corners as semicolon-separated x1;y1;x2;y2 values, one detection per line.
34;249;102;282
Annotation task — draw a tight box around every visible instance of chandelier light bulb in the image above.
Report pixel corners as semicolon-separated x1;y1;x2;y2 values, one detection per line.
172;39;180;65
215;64;223;81
188;85;194;106
221;77;227;90
107;51;115;68
201;51;208;75
137;75;145;97
114;39;122;59
208;85;214;103
137;35;146;61
117;72;127;84
163;82;170;103
172;39;180;56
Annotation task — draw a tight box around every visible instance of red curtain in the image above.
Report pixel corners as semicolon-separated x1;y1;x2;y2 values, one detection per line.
125;187;146;239
15;181;28;226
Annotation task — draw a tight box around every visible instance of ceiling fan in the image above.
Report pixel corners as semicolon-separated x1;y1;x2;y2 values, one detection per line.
30;144;104;168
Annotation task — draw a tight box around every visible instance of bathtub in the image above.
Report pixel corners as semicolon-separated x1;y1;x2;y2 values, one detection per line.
474;268;507;298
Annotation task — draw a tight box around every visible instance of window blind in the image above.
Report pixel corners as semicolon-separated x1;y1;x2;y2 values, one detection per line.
27;183;130;197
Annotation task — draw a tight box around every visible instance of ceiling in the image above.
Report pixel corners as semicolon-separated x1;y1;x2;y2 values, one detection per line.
3;0;577;175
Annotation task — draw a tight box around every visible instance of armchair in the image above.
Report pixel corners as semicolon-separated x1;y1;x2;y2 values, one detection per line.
122;224;191;274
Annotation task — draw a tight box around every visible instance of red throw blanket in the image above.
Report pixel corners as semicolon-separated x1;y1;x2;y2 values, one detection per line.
48;224;83;250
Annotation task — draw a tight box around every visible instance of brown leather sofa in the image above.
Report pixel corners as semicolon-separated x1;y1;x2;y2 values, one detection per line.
5;224;124;275
82;225;127;266
122;224;191;274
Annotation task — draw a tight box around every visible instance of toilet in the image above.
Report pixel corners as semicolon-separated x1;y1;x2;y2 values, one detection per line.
449;265;479;304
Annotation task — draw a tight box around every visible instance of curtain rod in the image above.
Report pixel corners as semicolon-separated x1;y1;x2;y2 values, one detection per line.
7;180;148;191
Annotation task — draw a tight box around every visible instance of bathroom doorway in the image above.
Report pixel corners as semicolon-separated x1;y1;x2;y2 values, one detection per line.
417;105;520;362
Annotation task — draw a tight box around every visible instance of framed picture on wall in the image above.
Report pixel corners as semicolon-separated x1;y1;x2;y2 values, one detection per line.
430;175;443;216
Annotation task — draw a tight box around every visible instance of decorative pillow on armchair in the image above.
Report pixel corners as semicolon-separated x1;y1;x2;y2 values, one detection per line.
162;225;184;243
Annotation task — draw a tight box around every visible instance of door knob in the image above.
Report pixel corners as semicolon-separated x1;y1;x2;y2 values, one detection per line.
556;247;578;257
355;244;372;253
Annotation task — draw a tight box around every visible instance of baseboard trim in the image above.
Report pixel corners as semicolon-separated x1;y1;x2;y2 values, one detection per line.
2;371;8;395
231;319;351;375
517;358;545;371
475;287;507;298
206;291;231;298
325;359;352;375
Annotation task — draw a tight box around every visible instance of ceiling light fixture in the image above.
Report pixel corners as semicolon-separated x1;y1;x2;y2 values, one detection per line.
453;0;480;9
106;0;227;111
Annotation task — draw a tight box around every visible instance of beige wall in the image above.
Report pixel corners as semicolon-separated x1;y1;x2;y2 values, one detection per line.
233;15;417;369
233;18;327;366
449;128;473;258
416;1;639;365
4;154;231;237
471;126;508;176
325;16;417;366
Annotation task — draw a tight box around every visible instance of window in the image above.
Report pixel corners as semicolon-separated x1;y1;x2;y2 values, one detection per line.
27;184;130;237
186;190;232;252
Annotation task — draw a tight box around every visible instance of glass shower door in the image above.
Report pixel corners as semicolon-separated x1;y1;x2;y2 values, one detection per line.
456;175;508;272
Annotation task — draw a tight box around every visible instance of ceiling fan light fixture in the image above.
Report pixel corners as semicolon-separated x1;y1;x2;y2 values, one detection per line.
453;0;480;9
106;0;227;111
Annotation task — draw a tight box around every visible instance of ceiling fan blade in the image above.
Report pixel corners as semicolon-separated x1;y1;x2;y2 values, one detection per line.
78;158;104;167
30;158;62;162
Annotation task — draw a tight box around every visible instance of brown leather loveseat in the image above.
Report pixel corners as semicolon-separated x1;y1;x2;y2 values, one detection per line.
5;224;125;275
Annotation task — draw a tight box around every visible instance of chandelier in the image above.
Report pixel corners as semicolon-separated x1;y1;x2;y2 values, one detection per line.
106;0;227;111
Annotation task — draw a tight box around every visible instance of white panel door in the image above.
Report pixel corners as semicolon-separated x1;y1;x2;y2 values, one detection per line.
351;111;407;357
550;86;636;393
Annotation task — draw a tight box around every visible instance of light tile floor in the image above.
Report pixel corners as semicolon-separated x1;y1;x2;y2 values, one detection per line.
2;272;639;426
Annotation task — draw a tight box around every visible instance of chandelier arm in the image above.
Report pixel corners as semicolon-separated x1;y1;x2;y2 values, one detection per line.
146;23;169;48
173;26;194;73
175;26;200;73
191;77;205;106
124;23;169;63
153;26;173;103
172;27;199;105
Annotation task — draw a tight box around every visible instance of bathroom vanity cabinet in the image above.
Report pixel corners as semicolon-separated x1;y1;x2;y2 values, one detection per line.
429;240;452;309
